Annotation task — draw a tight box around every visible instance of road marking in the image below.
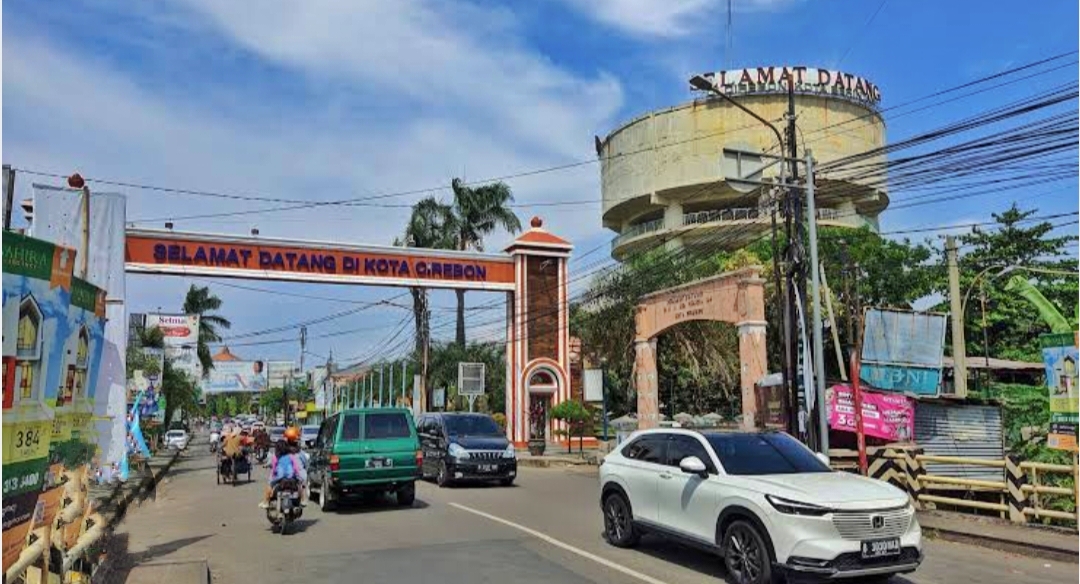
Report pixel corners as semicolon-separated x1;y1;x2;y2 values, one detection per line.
448;502;669;584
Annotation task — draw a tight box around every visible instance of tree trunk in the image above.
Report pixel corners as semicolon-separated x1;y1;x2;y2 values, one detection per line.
455;288;467;347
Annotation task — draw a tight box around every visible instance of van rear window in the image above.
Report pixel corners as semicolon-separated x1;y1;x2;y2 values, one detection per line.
341;414;361;441
365;413;412;439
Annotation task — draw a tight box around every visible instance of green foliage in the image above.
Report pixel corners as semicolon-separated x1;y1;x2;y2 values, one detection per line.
492;412;506;431
424;341;506;413
937;205;1078;362
1004;275;1074;333
182;284;232;376
550;399;591;453
994;382;1075;516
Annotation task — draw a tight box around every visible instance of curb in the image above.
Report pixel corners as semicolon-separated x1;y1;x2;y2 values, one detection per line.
124;559;211;584
924;526;1079;564
517;457;595;469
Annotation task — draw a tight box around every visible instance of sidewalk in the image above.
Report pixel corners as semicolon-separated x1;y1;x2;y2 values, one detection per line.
516;445;601;468
918;509;1079;563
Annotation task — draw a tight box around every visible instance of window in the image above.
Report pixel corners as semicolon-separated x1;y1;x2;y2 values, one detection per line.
624;436;666;464
705;433;831;475
18;361;34;400
340;414;361;441
444;414;502;437
364;413;412;439
76;328;89;368
666;435;716;474
17;302;40;357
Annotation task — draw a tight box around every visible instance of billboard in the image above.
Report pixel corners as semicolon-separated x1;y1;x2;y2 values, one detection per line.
2;232;77;567
827;384;915;442
860;308;948;397
1041;333;1078;451
202;360;267;394
146;313;201;380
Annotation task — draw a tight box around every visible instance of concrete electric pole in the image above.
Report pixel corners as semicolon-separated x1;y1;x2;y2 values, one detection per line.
946;236;968;397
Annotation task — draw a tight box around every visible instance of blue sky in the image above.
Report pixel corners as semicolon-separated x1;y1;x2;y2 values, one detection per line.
4;0;1077;367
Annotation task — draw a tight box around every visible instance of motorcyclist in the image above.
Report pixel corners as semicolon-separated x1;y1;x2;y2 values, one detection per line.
259;427;307;508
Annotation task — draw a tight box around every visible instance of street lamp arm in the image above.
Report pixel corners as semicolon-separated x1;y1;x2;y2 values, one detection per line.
689;75;785;149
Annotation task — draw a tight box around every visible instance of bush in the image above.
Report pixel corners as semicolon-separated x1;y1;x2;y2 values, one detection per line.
492;412;507;431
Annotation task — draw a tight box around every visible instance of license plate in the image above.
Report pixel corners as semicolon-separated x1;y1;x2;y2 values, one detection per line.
478;464;497;473
861;538;901;559
366;458;393;468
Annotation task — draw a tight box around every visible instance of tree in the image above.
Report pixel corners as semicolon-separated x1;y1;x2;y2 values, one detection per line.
424;341;506;413
550;400;590;454
941;205;1077;362
446;178;522;345
397;197;456;405
182;285;232;376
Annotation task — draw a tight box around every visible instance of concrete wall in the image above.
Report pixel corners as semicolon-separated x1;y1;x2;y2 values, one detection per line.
600;93;888;231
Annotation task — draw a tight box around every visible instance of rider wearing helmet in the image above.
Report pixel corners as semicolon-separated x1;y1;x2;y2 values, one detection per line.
260;427;307;508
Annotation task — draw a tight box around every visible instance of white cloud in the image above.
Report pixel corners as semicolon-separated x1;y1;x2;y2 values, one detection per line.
559;0;798;38
3;0;626;361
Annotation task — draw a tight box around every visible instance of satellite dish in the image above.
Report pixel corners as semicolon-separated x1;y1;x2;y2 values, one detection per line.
720;142;767;194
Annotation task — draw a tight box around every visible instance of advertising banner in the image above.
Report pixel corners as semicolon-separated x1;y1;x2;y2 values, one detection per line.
146;313;201;380
860;309;947;396
827;384;915;442
1042;333;1079;451
3;231;76;564
202;360;267;394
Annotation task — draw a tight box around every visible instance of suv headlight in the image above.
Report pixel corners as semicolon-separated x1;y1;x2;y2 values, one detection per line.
448;443;469;459
503;444;516;459
765;495;832;516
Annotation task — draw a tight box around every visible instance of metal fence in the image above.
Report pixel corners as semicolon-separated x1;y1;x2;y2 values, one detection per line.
830;446;1079;525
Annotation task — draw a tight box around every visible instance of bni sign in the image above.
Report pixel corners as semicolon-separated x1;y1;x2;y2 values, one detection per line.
859;309;947;397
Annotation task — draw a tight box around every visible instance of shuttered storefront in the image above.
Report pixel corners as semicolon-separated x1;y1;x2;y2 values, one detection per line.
914;402;1004;482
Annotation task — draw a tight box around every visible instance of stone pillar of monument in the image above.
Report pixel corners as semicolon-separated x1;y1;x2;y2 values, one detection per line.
634;339;659;429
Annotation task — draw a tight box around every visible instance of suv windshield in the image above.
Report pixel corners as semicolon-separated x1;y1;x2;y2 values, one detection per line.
444;415;501;437
705;433;831;475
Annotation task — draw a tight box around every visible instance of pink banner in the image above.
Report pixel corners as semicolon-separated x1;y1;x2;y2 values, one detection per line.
827;384;914;442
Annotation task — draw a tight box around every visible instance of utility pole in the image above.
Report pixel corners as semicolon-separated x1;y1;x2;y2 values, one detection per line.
946;236;969;397
805;151;828;455
3;165;14;231
784;83;805;440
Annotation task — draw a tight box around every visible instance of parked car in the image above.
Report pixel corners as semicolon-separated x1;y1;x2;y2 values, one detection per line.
164;429;190;450
268;426;285;443
301;425;320;448
308;408;421;511
416;412;516;487
599;429;922;584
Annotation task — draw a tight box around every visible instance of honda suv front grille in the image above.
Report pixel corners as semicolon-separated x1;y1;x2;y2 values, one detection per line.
831;506;912;540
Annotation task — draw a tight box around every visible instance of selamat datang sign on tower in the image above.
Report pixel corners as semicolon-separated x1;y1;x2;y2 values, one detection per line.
695;66;882;108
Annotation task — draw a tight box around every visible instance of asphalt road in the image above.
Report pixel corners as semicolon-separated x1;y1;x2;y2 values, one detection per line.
110;436;1078;584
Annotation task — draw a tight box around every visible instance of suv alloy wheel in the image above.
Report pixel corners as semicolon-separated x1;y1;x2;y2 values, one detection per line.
602;493;639;548
722;520;774;584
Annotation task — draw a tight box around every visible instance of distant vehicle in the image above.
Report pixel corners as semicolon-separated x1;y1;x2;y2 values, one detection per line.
416;413;516;487
308;408;420;512
165;429;190;450
301;425;320;448
268;426;286;443
599;430;922;584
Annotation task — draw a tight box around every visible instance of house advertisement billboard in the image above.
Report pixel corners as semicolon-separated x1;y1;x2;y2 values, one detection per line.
1041;332;1078;451
202;360;267;394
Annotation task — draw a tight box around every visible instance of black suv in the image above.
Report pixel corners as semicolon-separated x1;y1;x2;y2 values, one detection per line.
416;413;517;487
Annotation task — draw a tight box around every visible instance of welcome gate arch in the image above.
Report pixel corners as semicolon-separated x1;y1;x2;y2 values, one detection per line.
124;217;571;446
633;266;768;430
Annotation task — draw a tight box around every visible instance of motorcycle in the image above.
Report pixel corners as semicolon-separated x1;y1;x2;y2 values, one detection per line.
254;445;269;465
267;478;303;535
209;431;220;453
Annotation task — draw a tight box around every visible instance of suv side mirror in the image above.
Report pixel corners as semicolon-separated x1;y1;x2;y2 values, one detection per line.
679;456;708;478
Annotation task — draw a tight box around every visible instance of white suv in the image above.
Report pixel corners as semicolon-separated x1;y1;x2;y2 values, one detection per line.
599;429;921;583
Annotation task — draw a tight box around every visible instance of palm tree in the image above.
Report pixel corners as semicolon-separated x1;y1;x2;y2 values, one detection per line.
182;285;232;376
397;198;456;406
446;178;522;345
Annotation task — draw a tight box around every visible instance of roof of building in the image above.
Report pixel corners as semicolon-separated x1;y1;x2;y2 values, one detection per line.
504;216;572;252
942;356;1044;371
212;346;241;362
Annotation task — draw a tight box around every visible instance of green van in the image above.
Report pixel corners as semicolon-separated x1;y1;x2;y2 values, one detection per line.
308;408;421;511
